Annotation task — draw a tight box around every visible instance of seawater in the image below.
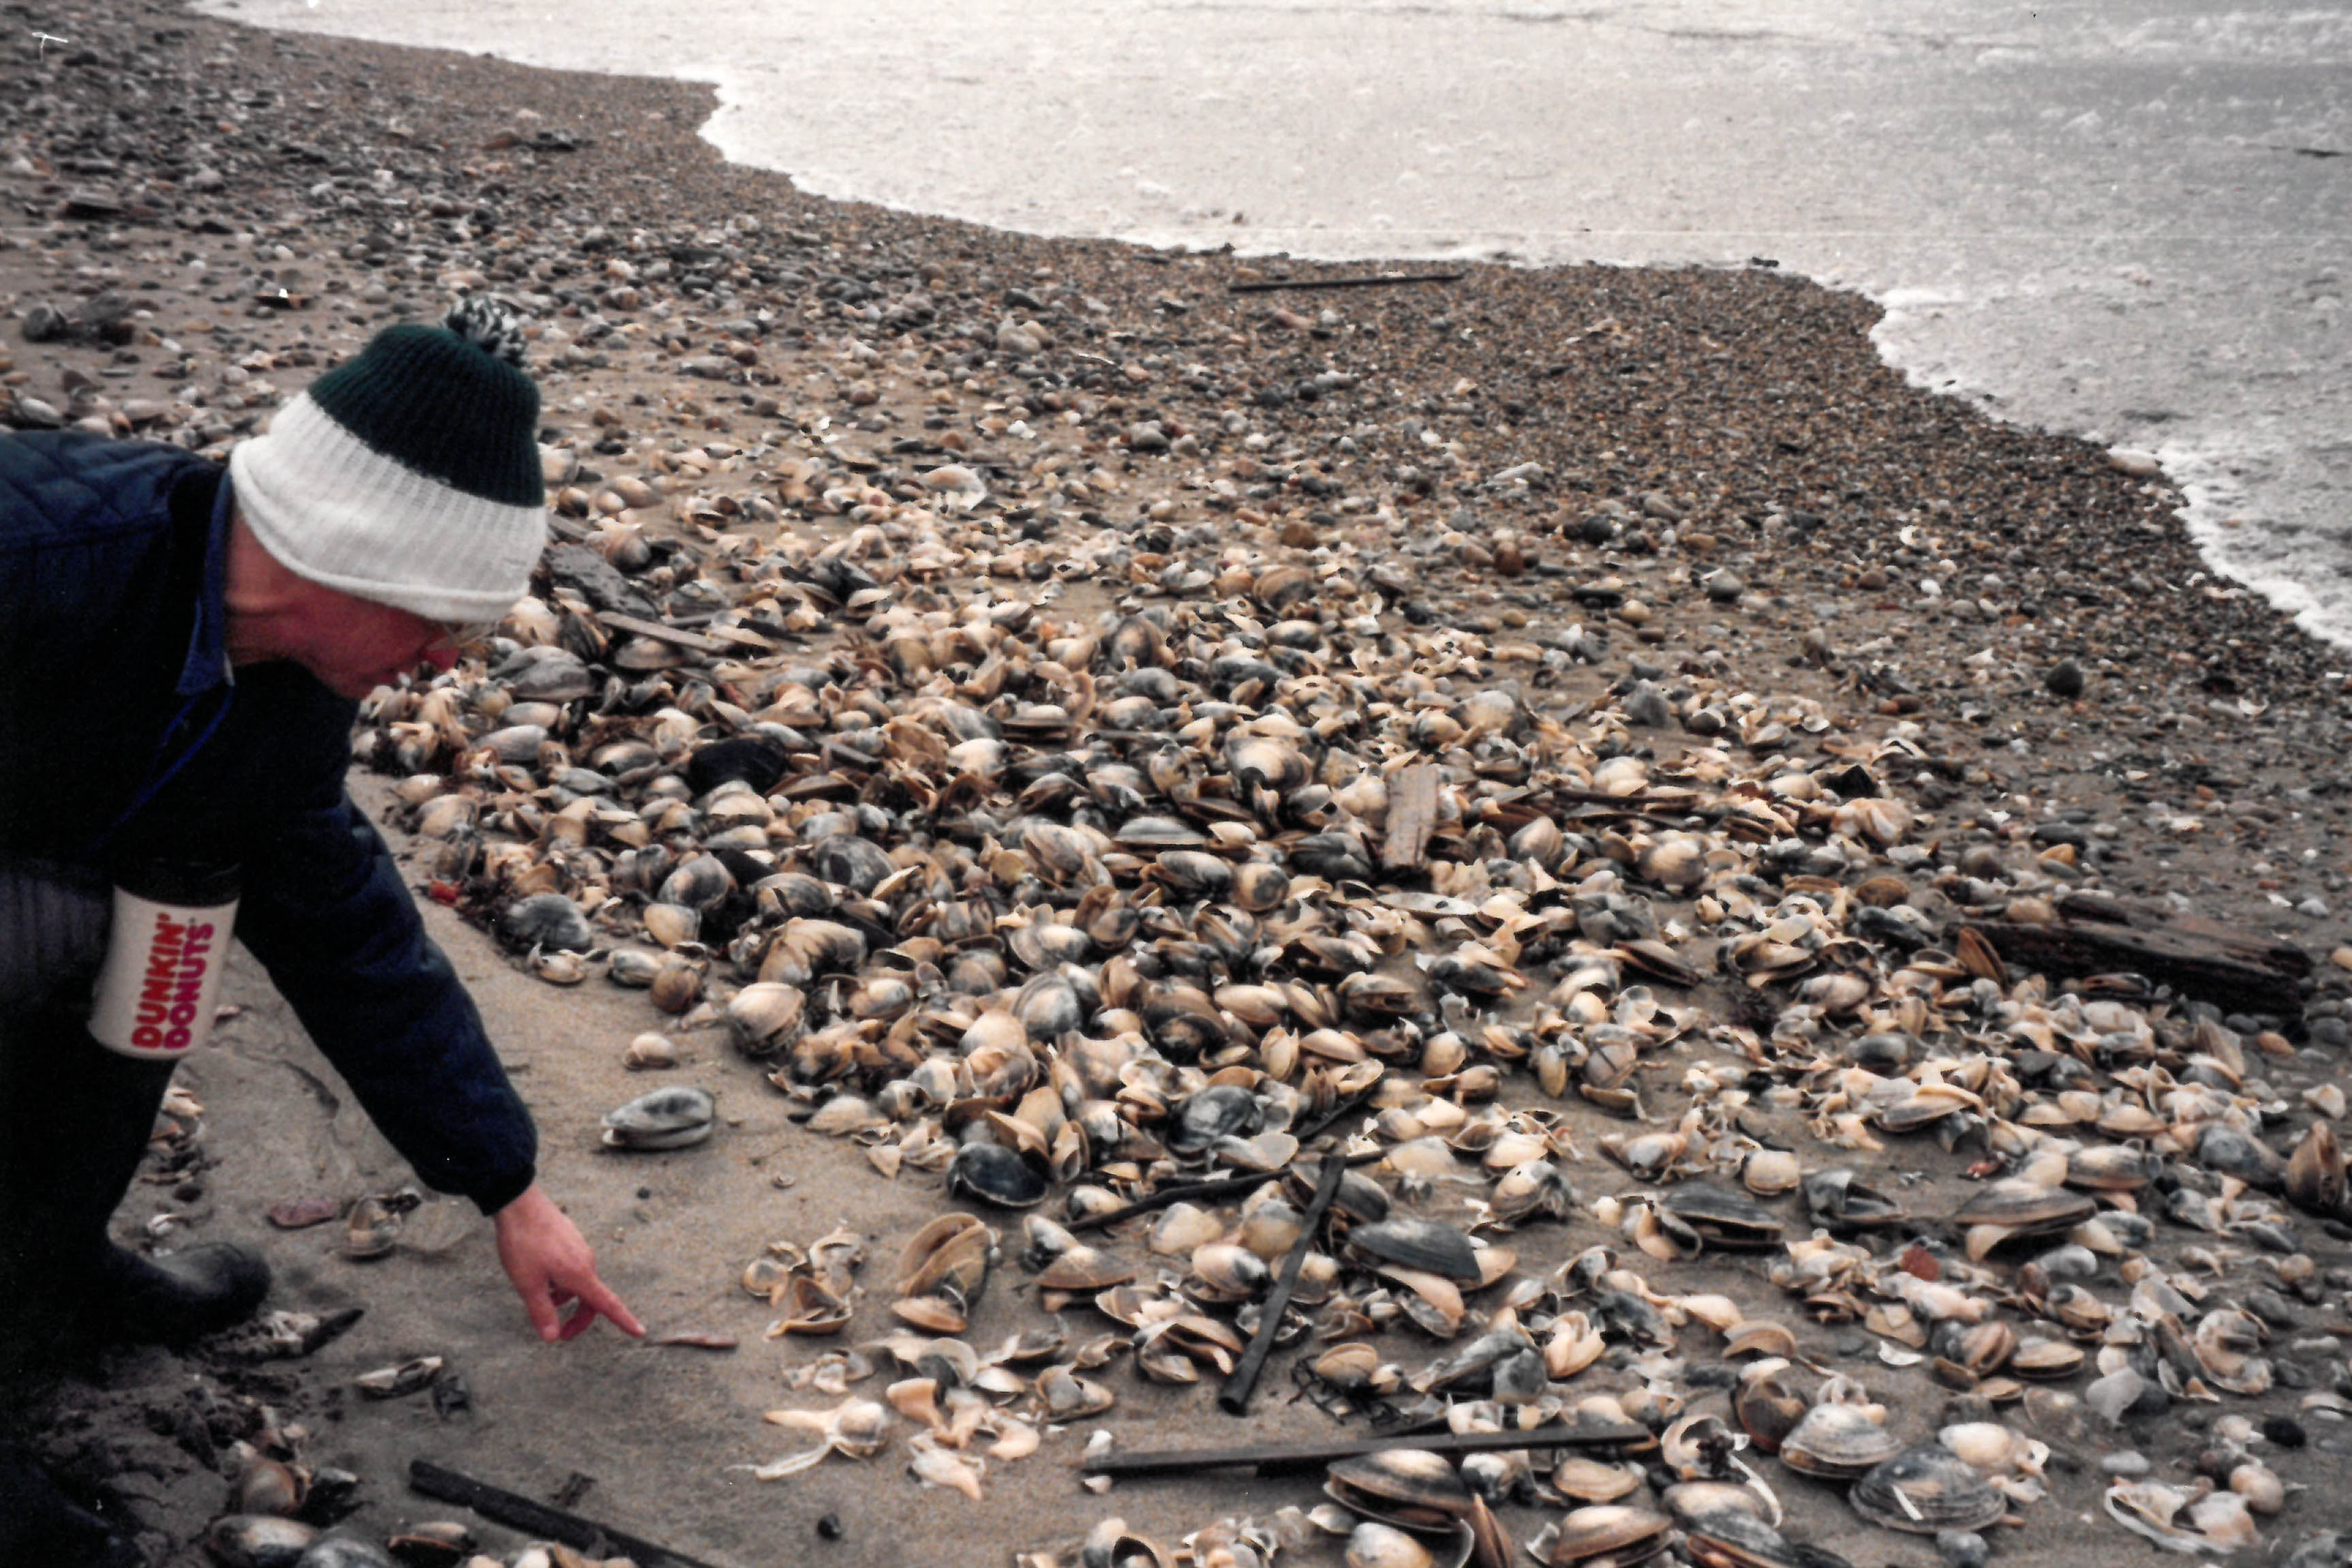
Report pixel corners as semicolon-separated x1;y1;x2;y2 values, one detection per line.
197;0;2352;649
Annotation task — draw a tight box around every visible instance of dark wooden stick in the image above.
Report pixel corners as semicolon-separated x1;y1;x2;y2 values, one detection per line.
409;1459;736;1568
1227;272;1465;293
1218;1151;1350;1415
1081;1421;1654;1477
1066;1149;1382;1235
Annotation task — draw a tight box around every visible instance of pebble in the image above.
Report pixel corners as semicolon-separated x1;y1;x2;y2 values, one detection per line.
2099;1450;2152;1477
2045;658;2086;698
1935;1529;1990;1568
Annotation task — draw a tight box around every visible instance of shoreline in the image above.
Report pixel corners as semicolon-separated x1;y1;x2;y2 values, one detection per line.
182;0;2352;658
5;3;2352;1566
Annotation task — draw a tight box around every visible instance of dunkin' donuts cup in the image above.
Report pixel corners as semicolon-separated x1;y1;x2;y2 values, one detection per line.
86;861;240;1059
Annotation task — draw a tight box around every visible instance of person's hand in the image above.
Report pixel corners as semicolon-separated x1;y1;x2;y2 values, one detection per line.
492;1183;645;1343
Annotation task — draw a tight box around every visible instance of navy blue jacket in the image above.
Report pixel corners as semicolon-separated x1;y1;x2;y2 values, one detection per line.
0;430;536;1213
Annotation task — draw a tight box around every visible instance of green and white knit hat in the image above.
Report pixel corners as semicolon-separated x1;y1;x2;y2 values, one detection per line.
229;297;546;624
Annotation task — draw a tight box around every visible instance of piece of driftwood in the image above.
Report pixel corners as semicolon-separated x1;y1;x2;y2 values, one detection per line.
1066;1149;1384;1235
594;610;733;655
1226;272;1464;294
1962;890;2310;1011
1218;1151;1350;1415
1382;764;1440;872
409;1459;734;1568
1080;1420;1653;1479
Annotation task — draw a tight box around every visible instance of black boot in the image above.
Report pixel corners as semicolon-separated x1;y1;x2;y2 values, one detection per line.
86;1240;271;1343
0;1441;144;1568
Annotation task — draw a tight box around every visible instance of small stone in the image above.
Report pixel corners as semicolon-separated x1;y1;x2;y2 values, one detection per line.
1934;1530;1990;1568
1702;569;1745;603
1621;679;1672;730
2045;658;2086;699
2263;1415;2309;1448
2099;1450;2152;1477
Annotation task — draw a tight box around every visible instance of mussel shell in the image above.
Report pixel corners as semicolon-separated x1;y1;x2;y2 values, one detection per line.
806;833;894;894
1950;1178;2095;1232
1847;1443;2007;1534
1676;1508;1800;1568
496;892;593;953
1327;1447;1474;1525
1167;1084;1263;1155
204;1514;320;1568
947;1140;1049;1209
1344;1217;1482;1282
1662;1183;1784;1245
295;1534;397;1568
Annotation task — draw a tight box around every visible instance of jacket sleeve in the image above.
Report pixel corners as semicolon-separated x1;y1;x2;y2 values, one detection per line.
233;789;539;1215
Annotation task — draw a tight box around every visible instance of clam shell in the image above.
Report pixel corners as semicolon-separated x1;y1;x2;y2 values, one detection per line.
601;1085;716;1149
1847;1443;2007;1534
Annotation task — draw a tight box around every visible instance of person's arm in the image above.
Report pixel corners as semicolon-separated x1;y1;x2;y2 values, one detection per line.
232;741;639;1339
236;792;541;1211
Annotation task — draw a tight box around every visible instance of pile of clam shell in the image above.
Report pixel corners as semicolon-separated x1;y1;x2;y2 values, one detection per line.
353;492;2347;1563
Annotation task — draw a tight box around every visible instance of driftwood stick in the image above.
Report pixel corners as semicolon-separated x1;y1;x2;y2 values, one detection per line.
1218;1150;1350;1415
1963;914;2309;1012
1066;1148;1383;1235
1381;764;1440;874
409;1459;735;1568
1227;272;1465;293
1080;1421;1654;1478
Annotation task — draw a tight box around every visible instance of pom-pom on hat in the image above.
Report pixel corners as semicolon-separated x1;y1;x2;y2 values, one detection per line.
229;295;547;624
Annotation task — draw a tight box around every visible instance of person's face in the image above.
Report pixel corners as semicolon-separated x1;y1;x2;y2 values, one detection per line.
277;586;468;698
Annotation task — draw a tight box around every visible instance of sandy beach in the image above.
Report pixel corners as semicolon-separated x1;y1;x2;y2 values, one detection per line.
5;4;2351;1567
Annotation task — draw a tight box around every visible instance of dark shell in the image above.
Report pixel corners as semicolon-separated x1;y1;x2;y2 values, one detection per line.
1344;1217;1482;1282
2195;1123;2287;1191
684;733;791;795
947;1140;1049;1209
1950;1178;2095;1232
806;833;895;895
1662;1183;1785;1245
1166;1084;1263;1155
204;1515;319;1568
1678;1508;1803;1568
1326;1447;1475;1528
1847;1443;2007;1535
1289;833;1373;882
1801;1168;1907;1229
657;852;737;910
496;892;593;953
298;1533;398;1568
